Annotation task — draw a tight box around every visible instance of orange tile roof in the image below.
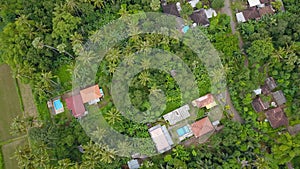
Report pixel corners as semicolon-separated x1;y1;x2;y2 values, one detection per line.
193;94;215;108
80;85;102;103
191;117;214;138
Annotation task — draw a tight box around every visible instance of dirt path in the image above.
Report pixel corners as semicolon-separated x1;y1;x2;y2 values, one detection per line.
220;0;244;50
221;0;236;34
225;88;244;123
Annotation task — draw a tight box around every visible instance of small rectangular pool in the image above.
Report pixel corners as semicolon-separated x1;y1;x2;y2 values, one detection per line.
176;126;190;137
53;99;63;111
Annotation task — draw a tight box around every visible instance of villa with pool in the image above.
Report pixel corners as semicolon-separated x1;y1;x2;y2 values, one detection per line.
148;93;219;154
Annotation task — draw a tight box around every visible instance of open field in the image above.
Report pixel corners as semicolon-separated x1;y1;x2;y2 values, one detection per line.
17;80;37;117
1;138;27;169
0;65;22;142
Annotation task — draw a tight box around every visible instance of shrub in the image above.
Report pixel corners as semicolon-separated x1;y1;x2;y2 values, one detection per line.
211;0;225;9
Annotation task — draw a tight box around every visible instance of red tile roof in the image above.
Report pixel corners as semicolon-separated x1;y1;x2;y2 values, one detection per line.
191;117;214;138
65;94;86;118
251;97;269;112
192;94;215;108
80;85;102;103
258;6;274;17
242;7;260;21
265;107;288;128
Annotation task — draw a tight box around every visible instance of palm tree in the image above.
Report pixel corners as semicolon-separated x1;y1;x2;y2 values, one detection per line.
82;141;103;168
100;146;116;164
93;0;104;8
107;62;117;75
123;54;135;67
139;71;150;86
32;37;75;59
141;58;151;70
70;32;83;45
64;0;80;15
10;115;28;135
118;4;129;18
77;50;97;65
14;145;35;169
57;158;75;169
91;127;106;142
104;108;122;125
106;48;121;64
117;140;132;156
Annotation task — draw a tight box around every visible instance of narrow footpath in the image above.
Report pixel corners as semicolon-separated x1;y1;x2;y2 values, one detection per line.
220;0;244;49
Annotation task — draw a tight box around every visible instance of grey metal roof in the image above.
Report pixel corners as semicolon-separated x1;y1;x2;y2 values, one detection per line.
128;159;140;169
163;105;190;125
272;90;286;106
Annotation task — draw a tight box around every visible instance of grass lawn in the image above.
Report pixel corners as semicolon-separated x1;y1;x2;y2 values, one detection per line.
54;64;73;92
0;65;22;142
1;138;27;169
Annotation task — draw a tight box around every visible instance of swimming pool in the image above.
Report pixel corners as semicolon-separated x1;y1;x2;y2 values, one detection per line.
53;99;63;110
177;126;190;137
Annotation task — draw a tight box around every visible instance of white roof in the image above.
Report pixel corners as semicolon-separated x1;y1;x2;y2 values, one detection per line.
163;105;190;125
149;125;173;153
127;159;140;169
188;0;199;8
253;88;262;95
176;2;182;11
248;0;261;7
205;8;217;18
236;12;246;23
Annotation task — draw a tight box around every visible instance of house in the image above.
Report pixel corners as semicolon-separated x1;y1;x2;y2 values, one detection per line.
259;0;271;5
127;159;140;169
163;105;190;125
204;8;217;19
265;107;288;128
251;97;270;112
162;3;180;17
192;93;217;109
190;9;210;27
191;117;214;138
65;94;86;118
262;77;277;94
242;7;260;21
236;12;246;23
258;6;275;17
248;0;261;7
188;0;199;8
47;98;64;115
272;90;286;106
80;84;103;105
149;125;174;153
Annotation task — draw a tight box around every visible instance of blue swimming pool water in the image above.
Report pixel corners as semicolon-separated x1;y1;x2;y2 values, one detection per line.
100;88;104;96
177;126;190;137
53;99;63;110
182;26;190;33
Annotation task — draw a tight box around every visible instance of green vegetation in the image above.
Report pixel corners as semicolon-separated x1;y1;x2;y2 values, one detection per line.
0;0;299;168
0;147;3;169
2;138;27;169
211;0;225;9
0;65;22;142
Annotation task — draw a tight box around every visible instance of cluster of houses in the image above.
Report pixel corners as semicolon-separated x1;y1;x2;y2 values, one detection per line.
125;93;219;169
47;84;104;118
251;77;288;128
149;93;219;154
161;0;217;31
236;0;279;23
